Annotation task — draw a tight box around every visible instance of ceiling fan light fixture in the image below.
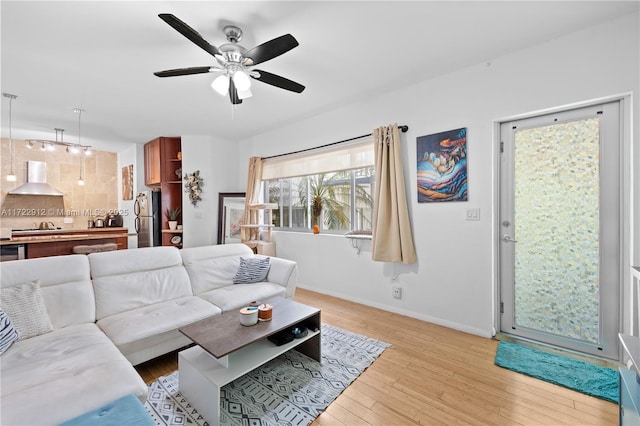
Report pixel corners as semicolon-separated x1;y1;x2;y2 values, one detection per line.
237;87;252;100
211;74;230;96
232;70;251;91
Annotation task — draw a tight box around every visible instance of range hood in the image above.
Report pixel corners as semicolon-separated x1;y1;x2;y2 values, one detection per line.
8;161;64;196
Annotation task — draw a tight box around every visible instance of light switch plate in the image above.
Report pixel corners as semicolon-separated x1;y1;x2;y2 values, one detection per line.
466;208;480;221
63;217;73;224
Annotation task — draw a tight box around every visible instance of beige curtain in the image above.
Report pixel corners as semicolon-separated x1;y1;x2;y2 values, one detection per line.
241;156;263;241
372;124;417;264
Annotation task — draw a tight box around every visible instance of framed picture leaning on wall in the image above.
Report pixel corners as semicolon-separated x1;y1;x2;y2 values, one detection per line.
217;192;246;244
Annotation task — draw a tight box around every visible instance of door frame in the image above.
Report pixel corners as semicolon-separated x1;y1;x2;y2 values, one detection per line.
493;93;633;361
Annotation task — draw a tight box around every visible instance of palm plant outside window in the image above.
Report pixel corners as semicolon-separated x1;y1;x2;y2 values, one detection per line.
264;166;375;233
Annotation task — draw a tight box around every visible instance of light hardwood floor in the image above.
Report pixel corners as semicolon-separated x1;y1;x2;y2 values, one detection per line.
134;288;618;425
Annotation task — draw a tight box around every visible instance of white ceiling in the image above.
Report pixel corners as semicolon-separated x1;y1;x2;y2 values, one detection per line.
1;1;637;151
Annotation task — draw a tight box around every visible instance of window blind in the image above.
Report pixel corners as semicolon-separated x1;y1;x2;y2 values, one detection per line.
261;136;374;180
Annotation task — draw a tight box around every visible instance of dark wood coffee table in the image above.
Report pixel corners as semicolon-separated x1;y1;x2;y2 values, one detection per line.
177;297;321;424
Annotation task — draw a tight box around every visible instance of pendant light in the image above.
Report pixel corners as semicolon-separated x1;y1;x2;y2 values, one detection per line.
3;93;18;182
74;108;85;186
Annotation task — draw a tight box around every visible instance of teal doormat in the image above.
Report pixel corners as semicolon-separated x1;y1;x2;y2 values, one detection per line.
494;341;618;403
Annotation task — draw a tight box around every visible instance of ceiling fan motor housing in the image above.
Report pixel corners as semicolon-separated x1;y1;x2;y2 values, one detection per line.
219;45;246;63
223;25;243;43
219;26;246;63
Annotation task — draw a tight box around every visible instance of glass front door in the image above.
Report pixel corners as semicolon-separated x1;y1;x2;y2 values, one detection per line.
499;101;621;359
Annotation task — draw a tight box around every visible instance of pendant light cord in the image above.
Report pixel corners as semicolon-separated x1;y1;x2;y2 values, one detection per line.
3;93;18;180
9;96;14;174
75;108;85;183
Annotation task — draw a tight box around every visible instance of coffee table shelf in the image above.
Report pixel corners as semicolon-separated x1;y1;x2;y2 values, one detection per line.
177;297;321;424
180;328;320;385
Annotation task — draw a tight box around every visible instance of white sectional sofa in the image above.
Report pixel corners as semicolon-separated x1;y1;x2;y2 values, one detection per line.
0;243;297;426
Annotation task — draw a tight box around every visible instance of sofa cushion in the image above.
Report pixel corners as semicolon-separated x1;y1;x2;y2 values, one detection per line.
0;255;95;328
181;243;254;295
89;247;194;320
0;323;147;426
198;283;286;312
233;256;271;284
97;296;221;350
0;309;18;354
0;281;53;340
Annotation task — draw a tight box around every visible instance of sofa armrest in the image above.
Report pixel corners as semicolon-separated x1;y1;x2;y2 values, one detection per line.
263;256;298;298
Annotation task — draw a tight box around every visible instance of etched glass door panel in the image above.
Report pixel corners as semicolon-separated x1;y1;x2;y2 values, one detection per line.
500;101;620;359
514;118;600;341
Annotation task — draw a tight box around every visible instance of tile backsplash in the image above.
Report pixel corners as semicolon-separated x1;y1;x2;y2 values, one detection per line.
1;138;118;230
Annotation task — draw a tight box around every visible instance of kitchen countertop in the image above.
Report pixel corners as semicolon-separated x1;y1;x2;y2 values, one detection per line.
0;227;129;245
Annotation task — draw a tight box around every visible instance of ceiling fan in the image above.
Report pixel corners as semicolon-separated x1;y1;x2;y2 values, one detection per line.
154;14;305;105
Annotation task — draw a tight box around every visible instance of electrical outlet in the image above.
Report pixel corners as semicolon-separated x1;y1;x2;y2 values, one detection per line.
392;285;402;299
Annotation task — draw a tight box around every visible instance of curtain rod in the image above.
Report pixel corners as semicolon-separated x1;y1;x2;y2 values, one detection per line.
263;125;409;160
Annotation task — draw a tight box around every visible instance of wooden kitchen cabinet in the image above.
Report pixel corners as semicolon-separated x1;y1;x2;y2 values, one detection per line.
12;228;129;259
26;236;128;258
144;138;161;186
144;136;183;247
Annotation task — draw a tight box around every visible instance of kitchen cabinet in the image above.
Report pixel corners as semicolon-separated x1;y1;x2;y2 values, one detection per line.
144;137;183;247
5;228;129;259
144;138;161;186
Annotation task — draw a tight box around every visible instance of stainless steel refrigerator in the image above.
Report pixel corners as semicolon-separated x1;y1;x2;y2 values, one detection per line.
134;190;161;247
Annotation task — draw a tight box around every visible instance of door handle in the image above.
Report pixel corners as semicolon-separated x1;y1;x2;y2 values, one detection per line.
503;235;518;243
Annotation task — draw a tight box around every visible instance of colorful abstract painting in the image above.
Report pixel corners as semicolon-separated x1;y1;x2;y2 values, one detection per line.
417;127;467;202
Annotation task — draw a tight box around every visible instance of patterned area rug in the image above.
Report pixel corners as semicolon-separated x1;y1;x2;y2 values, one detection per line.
145;324;390;425
495;341;618;403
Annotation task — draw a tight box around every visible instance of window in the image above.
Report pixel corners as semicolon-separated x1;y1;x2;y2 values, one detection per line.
261;138;375;233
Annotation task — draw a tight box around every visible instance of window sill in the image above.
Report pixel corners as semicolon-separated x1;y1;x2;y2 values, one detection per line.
344;231;372;240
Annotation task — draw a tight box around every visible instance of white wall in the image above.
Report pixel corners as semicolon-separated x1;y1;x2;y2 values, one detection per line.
238;14;640;338
181;135;238;248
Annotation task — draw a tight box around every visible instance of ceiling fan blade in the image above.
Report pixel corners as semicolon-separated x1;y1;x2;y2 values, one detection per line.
154;66;215;78
243;34;299;66
159;14;221;57
252;70;305;93
228;78;242;104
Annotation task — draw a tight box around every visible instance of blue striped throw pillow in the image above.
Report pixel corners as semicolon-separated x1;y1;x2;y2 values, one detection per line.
233;256;271;284
0;309;19;354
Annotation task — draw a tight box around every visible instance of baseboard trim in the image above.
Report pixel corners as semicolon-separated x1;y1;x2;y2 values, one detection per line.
298;284;493;339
